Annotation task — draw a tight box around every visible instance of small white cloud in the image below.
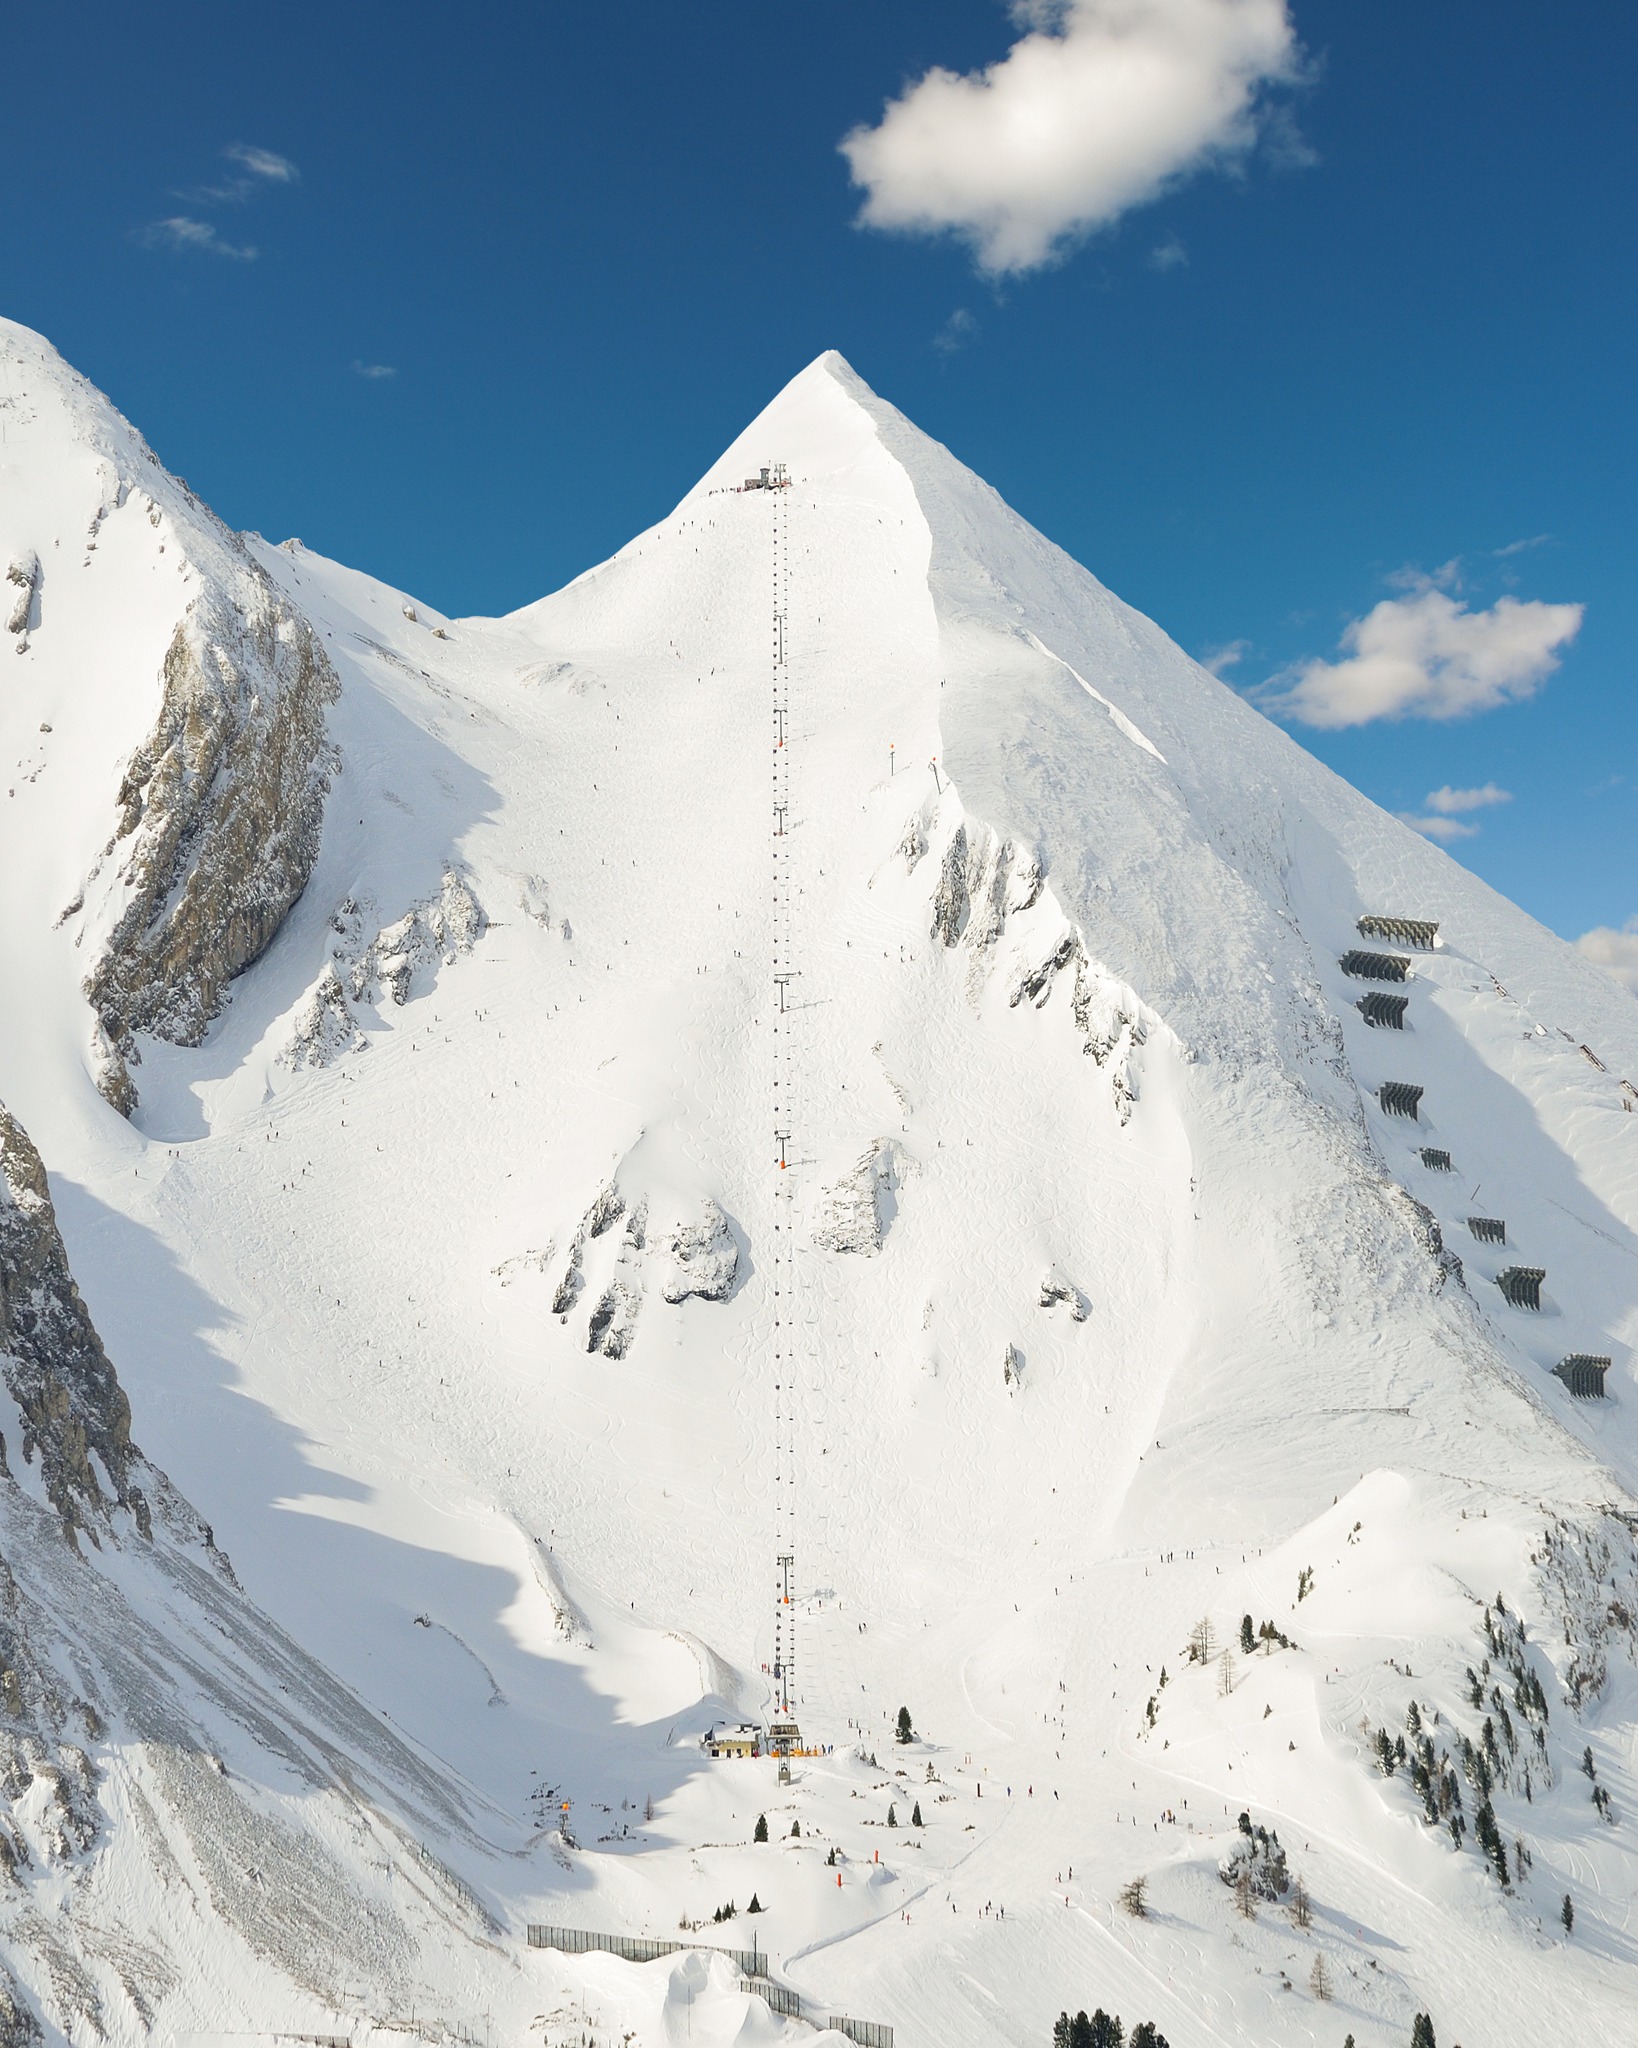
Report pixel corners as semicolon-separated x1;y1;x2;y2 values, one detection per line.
352;360;398;379
840;0;1303;275
138;216;257;261
224;143;299;183
1201;637;1249;676
1397;812;1478;843
1263;578;1583;729
1149;236;1188;271
933;308;977;354
1494;533;1552;558
1423;783;1511;815
1576;919;1638;995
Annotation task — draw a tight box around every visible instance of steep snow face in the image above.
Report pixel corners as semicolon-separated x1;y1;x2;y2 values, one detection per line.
0;319;337;1124
3;333;1638;2047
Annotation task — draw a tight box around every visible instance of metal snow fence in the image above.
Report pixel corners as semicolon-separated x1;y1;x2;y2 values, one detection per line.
528;1924;768;1975
1358;916;1439;950
742;1980;804;2018
1496;1266;1546;1311
1554;1354;1611;1399
1378;1081;1424;1119
1357;991;1409;1029
1420;1147;1453;1171
1340;949;1412;982
734;1979;894;2046
828;2020;895;2048
1468;1216;1507;1245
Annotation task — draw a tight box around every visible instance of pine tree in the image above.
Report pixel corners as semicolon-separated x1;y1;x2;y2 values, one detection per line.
896;1705;914;1744
1053;2018;1073;2048
1218;1649;1236;1698
911;1801;923;1828
1411;2013;1436;2048
747;1893;763;1913
887;1803;897;1827
1309;1954;1331;2001
1235;1867;1255;1919
1129;2026;1168;2048
1069;2014;1093;2048
790;1819;800;1837
1240;1614;1256;1655
1562;1892;1575;1935
753;1813;768;1843
1088;2012;1124;2048
1290;1876;1311;1929
1119;1875;1148;1917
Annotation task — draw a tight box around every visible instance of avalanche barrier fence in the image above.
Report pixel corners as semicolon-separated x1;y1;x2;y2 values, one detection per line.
526;1924;894;2046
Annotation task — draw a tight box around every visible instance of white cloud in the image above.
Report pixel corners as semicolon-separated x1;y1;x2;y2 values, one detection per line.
1576;919;1638;996
1149;236;1189;271
1201;637;1249;676
352;360;398;379
1494;533;1551;558
933;308;977;354
1264;580;1583;729
224;143;299;184
840;0;1302;274
138;216;257;261
1395;784;1512;844
1424;783;1512;815
1396;812;1478;843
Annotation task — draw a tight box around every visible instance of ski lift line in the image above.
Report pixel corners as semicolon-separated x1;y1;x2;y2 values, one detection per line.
766;461;798;1723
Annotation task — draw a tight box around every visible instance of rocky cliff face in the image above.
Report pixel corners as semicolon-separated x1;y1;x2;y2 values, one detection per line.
77;569;339;1113
0;1094;495;2041
0;1107;139;1539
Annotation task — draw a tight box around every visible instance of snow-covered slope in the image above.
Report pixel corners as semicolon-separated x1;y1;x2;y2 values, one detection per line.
2;316;1637;2047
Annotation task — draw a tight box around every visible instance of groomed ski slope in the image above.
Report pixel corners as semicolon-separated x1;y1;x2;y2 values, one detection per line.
3;326;1638;2046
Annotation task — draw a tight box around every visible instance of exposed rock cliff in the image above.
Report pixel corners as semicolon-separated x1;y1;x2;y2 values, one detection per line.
0;1107;138;1538
79;573;339;1111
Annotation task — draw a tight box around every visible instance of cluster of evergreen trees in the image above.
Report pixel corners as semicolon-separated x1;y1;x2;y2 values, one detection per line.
1051;2012;1167;2047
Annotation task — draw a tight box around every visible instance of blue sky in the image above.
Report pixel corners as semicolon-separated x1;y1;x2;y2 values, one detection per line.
3;1;1633;960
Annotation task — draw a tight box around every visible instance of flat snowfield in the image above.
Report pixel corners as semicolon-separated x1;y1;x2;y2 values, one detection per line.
2;323;1637;2046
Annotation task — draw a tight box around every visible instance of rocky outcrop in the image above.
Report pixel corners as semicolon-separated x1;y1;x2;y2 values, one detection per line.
81;571;339;1111
4;554;36;646
661;1200;738;1303
812;1141;902;1256
281;966;366;1072
347;871;486;1009
279;873;488;1070
0;1108;138;1539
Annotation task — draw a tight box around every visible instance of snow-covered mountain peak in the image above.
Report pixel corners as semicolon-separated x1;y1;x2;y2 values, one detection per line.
2;324;1638;2046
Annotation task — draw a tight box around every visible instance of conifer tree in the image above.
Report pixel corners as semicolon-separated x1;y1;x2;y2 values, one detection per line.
1240;1614;1256;1655
1411;2013;1436;2048
790;1819;800;1837
753;1812;768;1843
747;1892;763;1913
911;1801;923;1828
896;1705;914;1743
887;1803;897;1827
1088;2012;1124;2048
1562;1892;1575;1935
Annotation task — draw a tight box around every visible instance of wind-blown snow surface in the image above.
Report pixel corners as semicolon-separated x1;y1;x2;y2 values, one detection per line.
3;321;1638;2046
